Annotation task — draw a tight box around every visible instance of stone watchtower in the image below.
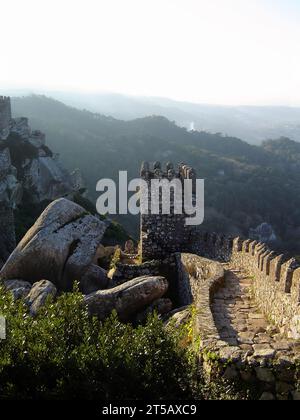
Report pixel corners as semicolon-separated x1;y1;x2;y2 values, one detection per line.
140;161;197;261
0;96;12;140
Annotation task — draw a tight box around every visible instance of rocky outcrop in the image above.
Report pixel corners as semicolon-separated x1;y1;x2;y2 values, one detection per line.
25;280;57;316
0;198;107;293
9;116;85;204
0;147;22;266
0;97;86;266
22;156;77;203
84;275;169;321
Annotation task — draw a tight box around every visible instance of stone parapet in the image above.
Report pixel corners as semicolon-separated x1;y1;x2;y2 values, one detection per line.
230;239;300;339
175;251;300;400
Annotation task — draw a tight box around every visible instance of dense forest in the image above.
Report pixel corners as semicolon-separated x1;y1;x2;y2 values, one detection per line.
12;95;300;255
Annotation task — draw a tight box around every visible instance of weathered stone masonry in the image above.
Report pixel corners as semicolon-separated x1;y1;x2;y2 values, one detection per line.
174;233;300;341
140;161;198;261
175;238;300;399
139;162;300;398
140;161;233;262
230;237;300;340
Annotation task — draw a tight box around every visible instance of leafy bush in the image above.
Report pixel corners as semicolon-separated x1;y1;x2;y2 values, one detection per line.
0;285;195;400
0;285;249;400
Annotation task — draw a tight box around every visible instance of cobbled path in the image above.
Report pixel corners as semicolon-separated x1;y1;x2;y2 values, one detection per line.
211;264;299;359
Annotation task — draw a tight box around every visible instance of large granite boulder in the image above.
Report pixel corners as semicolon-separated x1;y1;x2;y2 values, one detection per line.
0;198;107;292
84;276;169;321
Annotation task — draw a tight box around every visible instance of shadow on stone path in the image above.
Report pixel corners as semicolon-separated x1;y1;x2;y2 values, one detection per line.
211;265;297;358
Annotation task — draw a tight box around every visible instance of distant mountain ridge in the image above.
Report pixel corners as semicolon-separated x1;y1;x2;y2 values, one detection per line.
10;95;300;254
7;90;300;144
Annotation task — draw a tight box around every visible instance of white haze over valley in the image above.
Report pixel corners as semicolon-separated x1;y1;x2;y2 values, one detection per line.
1;0;300;106
1;0;300;144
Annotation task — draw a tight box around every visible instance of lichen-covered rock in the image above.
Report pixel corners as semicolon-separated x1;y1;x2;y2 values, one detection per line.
84;276;168;321
0;198;107;291
25;280;57;316
2;279;32;300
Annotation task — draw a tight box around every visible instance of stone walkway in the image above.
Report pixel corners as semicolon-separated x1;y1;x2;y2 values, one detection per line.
211;264;300;360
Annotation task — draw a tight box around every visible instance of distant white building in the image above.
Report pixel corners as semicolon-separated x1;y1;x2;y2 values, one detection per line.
188;121;195;131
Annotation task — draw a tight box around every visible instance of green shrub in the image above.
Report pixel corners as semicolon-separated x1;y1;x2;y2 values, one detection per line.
0;285;249;400
0;285;195;400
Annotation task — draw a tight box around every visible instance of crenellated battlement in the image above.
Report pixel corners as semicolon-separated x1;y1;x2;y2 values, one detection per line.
187;225;300;309
140;161;198;261
139;157;300;340
230;237;300;299
229;237;300;339
175;229;300;340
0;96;11;105
140;161;196;182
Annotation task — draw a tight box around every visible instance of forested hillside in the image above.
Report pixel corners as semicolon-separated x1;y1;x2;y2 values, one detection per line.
12;95;300;254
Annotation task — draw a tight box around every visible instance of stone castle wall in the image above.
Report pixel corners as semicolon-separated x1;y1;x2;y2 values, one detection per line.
140;161;197;261
110;260;161;285
139;160;300;340
188;231;233;261
139;162;233;262
175;252;224;308
230;237;300;340
176;250;300;400
178;231;300;339
139;160;300;398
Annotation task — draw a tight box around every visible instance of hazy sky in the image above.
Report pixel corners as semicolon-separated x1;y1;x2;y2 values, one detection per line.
1;0;300;105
